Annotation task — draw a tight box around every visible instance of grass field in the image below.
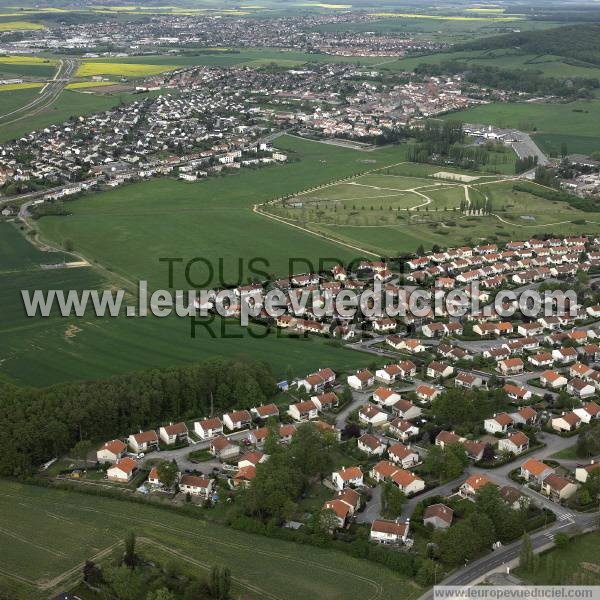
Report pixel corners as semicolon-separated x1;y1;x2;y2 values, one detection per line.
0;480;421;600
0;20;44;30
2;137;402;386
0;56;56;78
444;100;600;156
515;531;600;585
0;82;43;92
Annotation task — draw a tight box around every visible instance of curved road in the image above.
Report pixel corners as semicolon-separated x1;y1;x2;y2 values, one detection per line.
0;58;79;127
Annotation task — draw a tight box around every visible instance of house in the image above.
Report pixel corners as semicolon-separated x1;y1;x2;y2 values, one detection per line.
97;439;127;463
251;404;280;420
517;323;543;337
464;440;486;462
194;417;223;440
107;457;138;483
233;465;256;488
358;403;388;427
128;430;159;454
551;411;582;432
322;499;352;529
573;401;600;424
397;360;417;379
179;475;213;498
422;322;446;338
567;378;596;398
376;363;403;383
373;318;397;333
528;352;554;368
288;400;319;421
503;384;532;402
370;460;401;483
498;431;529;455
415;384;441;402
392;399;422;421
460;474;494;499
370;519;410;544
520;459;553;483
484;412;513;435
209;436;240;461
347;369;375;390
510;406;538;426
575;461;600;483
540;370;568;389
297;368;336;392
500;485;528;510
372;387;401;407
357;433;386;456
497;358;524;376
455;372;484;389
332;466;363;490
158;422;188;446
247;427;269;447
395;338;426;354
427;361;454;380
423;504;453;529
552;346;578;364
388;443;419;468
223;410;252;431
391;469;425;495
388;417;419;441
148;466;161;487
238;451;267;469
541;474;578;501
312;391;339;411
435;430;462;448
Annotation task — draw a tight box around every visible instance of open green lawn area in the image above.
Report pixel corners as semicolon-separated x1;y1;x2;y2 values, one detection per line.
443;100;600;156
0;480;421;600
515;531;600;585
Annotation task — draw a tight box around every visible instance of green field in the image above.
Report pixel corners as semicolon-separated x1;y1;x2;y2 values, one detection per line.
443;100;600;156
515;531;600;585
0;480;421;600
2;137;403;386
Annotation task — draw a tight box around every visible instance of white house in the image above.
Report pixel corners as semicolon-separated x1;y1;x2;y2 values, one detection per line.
370;519;410;544
194;417;223;440
388;443;419;469
128;430;159;453
223;410;252;431
159;422;189;446
107;457;138;482
392;399;422;421
179;474;214;497
288;400;319;421
483;412;513;434
551;411;582;432
372;387;401;406
357;433;386;456
332;466;363;490
498;431;529;455
358;403;388;427
423;504;453;529
573;401;600;424
347;369;375;390
575;461;600;483
97;439;126;463
391;469;425;495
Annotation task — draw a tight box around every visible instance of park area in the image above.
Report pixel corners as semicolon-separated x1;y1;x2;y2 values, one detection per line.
0;480;421;600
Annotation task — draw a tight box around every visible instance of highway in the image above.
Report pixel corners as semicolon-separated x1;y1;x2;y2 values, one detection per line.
0;58;79;127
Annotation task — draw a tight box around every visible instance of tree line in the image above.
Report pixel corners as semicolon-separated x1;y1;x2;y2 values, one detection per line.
0;358;276;477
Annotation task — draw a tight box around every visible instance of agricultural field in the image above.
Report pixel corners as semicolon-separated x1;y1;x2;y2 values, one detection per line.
76;61;178;78
0;55;57;79
0;87;41;116
2;137;401;386
443;100;600;156
0;20;44;30
0;480;421;600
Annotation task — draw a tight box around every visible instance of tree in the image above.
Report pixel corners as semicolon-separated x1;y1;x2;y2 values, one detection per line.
210;566;231;600
63;238;74;252
519;533;533;571
71;439;92;462
124;531;136;568
381;481;406;518
146;589;176;600
157;460;179;489
415;560;438;586
83;560;102;586
554;532;569;549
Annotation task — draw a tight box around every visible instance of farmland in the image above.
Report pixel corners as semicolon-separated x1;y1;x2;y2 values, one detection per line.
0;480;420;600
0;55;57;79
2;136;402;386
76;61;178;78
0;20;44;31
443;100;600;156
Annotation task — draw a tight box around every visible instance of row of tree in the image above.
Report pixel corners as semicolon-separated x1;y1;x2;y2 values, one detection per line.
0;357;276;477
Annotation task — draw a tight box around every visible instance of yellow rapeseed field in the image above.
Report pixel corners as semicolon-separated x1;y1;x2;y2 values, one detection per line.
76;62;176;77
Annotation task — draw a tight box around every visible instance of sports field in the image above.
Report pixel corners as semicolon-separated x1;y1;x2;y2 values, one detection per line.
0;481;421;600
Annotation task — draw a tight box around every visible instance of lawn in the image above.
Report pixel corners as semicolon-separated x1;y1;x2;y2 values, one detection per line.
443;100;600;156
515;531;600;585
0;480;421;600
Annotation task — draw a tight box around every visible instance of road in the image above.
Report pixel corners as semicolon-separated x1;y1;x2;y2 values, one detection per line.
0;58;79;127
